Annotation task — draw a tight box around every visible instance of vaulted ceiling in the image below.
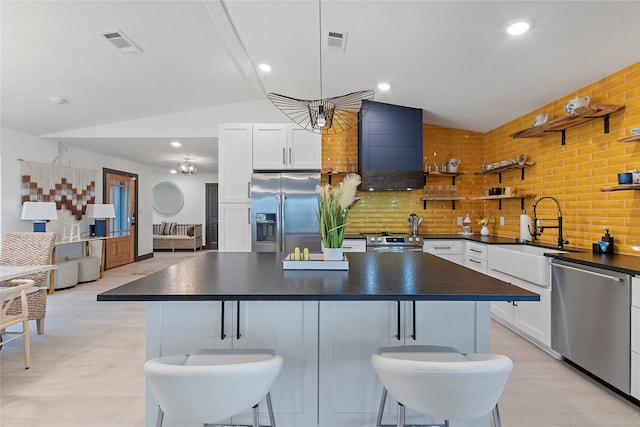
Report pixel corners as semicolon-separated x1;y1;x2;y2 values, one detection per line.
2;1;639;173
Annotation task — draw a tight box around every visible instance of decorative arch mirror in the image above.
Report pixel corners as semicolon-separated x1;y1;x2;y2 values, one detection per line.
153;181;184;216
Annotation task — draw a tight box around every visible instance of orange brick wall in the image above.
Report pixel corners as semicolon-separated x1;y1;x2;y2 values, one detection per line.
322;61;640;253
484;61;640;253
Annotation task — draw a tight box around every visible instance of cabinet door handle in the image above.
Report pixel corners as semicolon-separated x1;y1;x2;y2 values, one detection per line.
248;182;251;199
396;301;401;341
236;301;242;340
220;301;226;340
411;301;416;341
248;208;251;224
289;147;292;165
282;148;286;165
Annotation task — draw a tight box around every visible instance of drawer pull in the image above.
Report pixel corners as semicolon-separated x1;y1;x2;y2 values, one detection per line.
469;259;481;264
470;248;482;253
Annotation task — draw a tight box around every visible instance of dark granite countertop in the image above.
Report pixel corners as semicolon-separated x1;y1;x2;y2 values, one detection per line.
548;251;640;276
97;252;539;302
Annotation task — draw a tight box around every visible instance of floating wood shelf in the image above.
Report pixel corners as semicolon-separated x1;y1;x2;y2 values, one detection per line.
509;104;625;145
600;184;640;192
425;171;465;177
617;134;640;143
421;193;536;210
473;162;535;176
470;194;536;201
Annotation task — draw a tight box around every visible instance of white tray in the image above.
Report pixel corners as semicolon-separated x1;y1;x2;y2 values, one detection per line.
282;253;349;270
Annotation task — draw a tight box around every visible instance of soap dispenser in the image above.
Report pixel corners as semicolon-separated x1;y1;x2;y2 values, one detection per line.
601;227;614;254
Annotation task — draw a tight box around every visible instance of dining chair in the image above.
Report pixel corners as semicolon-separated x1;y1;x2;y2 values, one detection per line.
0;279;35;369
0;232;56;334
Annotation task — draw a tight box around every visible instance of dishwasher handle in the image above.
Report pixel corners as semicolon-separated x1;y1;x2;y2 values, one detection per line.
551;263;624;282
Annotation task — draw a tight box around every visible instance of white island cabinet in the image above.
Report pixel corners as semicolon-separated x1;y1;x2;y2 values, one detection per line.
253;123;321;170
146;301;318;427
317;300;489;427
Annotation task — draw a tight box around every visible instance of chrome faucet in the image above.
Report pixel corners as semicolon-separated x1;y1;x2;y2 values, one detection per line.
529;195;569;248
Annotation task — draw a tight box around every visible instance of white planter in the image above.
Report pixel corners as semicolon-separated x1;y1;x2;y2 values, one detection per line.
480;225;490;236
323;247;344;261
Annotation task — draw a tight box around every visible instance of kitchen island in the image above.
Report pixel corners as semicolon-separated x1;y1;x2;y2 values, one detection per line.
98;252;538;427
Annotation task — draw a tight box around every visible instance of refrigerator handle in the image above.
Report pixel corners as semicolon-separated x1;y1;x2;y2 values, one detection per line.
280;194;287;252
276;194;282;252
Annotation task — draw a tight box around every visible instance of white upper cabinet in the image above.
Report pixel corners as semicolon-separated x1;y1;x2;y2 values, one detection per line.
219;124;253;203
253;124;321;170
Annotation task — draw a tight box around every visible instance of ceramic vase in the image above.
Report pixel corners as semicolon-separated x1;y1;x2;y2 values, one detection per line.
480;225;490;236
323;247;344;261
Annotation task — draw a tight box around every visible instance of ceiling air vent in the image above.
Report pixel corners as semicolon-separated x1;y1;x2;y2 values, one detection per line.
325;31;347;54
99;30;143;54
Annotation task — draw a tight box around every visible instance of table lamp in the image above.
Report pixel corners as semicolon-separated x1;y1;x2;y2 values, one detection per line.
20;201;58;232
86;203;116;237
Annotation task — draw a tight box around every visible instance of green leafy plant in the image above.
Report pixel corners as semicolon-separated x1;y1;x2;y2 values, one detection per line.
317;173;361;248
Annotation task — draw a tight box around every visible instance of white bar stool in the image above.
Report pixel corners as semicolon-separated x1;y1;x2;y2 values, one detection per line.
144;348;283;427
372;345;513;427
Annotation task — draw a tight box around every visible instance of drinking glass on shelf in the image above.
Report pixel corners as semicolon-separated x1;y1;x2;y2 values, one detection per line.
427;185;435;197
438;185;444;196
452;185;458;196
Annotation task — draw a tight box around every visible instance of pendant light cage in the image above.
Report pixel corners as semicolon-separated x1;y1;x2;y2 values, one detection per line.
267;0;374;135
177;158;197;176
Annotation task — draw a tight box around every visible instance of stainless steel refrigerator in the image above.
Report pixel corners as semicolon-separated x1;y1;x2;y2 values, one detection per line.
251;172;321;253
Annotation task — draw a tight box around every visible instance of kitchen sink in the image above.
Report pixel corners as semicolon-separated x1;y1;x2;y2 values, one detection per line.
488;244;567;287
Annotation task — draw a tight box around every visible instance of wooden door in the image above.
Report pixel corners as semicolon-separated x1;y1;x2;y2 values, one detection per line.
104;170;137;269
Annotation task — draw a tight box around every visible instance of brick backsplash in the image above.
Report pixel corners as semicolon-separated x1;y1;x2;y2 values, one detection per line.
322;62;640;254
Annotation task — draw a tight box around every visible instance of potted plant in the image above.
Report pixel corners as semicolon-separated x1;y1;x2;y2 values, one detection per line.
317;173;361;260
477;216;492;236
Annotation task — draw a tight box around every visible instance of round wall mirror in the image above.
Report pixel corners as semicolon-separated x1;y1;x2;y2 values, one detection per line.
153;181;184;216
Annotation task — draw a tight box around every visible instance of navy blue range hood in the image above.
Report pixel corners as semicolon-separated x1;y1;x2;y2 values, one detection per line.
358;100;424;190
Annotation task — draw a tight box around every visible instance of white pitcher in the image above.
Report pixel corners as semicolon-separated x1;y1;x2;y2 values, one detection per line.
447;158;460;172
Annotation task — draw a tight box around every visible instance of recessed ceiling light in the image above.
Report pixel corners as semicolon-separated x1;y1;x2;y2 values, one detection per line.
378;83;391;91
170;169;177;174
171;141;181;147
259;63;272;72
507;21;530;36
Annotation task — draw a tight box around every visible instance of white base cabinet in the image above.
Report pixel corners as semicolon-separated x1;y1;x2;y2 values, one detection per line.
464;241;487;273
423;240;463;265
488;269;551;347
632;277;640;399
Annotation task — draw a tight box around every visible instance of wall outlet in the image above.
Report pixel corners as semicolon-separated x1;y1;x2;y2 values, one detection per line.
457;217;463;226
500;216;505;226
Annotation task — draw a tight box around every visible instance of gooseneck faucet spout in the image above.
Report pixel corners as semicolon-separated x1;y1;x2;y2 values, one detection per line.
529;195;569;249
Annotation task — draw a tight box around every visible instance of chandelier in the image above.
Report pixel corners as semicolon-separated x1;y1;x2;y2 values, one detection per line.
177;158;197;175
268;0;374;135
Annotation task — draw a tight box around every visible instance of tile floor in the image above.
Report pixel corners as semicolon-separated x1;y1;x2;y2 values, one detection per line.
1;250;639;426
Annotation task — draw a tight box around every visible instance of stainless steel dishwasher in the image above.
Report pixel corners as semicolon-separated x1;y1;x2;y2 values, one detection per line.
551;259;630;394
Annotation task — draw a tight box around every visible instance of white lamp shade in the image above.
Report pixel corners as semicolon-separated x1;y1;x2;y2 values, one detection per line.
20;202;58;220
86;203;116;219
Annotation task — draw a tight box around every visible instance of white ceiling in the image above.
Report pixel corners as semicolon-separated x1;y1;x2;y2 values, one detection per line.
2;1;640;174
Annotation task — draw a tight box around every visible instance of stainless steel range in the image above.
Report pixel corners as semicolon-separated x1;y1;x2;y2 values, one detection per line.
363;232;423;252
